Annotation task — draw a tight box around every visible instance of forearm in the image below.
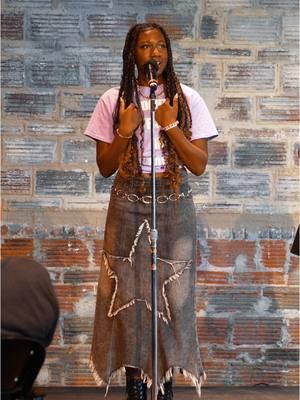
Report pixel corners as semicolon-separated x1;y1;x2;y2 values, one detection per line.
165;127;208;175
96;135;131;177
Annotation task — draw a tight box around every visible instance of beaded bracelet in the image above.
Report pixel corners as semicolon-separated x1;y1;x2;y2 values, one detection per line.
116;128;133;139
163;120;179;132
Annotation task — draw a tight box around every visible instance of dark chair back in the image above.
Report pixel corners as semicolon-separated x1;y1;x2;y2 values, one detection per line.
1;338;46;400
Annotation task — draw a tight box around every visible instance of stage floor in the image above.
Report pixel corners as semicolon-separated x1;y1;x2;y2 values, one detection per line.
44;386;298;400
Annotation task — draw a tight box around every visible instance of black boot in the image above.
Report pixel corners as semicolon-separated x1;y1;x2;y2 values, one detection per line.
126;377;147;400
157;379;173;400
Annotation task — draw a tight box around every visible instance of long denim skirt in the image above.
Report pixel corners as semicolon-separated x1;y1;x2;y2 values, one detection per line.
90;171;205;396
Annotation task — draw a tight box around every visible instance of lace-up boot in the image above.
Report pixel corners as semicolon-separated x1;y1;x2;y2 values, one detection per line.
126;378;147;400
157;379;173;400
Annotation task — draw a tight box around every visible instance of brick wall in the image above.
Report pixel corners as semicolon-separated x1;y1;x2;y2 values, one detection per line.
1;0;299;388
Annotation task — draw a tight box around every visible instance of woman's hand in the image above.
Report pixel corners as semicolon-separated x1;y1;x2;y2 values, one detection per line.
118;97;141;137
155;94;178;129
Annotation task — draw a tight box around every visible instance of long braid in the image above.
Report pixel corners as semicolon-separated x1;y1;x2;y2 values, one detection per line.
113;23;192;191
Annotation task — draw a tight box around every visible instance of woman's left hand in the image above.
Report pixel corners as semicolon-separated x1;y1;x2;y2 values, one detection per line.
155;94;178;129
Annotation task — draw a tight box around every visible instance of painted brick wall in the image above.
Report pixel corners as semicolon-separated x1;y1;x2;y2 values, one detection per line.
1;0;299;389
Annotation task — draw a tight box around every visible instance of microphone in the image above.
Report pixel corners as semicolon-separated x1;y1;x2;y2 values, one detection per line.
144;59;159;90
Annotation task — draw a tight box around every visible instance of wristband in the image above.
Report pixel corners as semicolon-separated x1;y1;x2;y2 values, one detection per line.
162;120;179;132
116;128;133;139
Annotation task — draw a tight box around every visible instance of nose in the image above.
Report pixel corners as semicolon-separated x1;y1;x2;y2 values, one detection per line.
151;46;160;57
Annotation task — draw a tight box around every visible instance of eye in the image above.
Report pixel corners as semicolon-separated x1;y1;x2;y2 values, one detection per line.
141;44;150;49
158;43;167;49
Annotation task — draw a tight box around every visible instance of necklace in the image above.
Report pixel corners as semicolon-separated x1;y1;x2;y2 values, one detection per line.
137;84;165;99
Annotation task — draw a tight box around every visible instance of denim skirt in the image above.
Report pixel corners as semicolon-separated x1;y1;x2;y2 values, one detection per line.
90;170;205;396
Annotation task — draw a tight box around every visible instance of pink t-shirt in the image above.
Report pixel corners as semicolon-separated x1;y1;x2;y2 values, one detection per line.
84;83;218;173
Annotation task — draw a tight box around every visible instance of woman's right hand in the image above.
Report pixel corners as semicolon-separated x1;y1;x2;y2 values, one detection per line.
118;97;141;137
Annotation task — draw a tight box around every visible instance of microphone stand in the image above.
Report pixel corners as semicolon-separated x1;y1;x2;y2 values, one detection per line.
149;82;158;400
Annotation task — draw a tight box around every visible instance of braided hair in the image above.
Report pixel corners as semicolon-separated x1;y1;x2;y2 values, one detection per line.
113;23;192;191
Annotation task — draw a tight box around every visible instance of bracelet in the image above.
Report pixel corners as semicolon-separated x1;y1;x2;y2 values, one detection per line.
116;128;133;139
162;120;179;132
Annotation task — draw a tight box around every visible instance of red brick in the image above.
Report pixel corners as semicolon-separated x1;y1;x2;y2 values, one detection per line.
286;364;299;385
232;364;284;385
260;240;286;269
263;287;299;310
206;286;259;313
41;239;89;268
201;361;228;386
288;319;299;345
233;271;285;285
197;271;229;284
1;13;23;40
211;347;261;360
1;239;33;258
54;284;94;314
233;318;282;345
288;254;299;285
93;239;104;266
197;317;229;344
207;240;256;268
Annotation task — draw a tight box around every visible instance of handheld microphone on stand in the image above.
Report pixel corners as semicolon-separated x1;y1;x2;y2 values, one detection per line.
144;59;159;91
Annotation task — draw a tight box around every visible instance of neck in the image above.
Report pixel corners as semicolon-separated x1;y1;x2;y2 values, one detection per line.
137;74;164;87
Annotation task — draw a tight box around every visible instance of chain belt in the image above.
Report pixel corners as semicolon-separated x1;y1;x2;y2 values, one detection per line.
112;187;192;204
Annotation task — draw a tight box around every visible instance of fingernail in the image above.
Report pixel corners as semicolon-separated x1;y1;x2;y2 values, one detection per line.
174;93;178;99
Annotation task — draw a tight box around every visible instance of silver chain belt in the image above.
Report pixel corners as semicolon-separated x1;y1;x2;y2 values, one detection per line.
112;187;192;204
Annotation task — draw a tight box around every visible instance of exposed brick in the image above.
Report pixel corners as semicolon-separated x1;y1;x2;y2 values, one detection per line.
87;14;137;38
258;48;299;62
257;96;299;122
27;124;77;136
199;47;252;58
281;64;299;92
227;16;280;43
257;0;299;7
224;64;275;90
62;93;100;119
265;348;299;362
231;364;285;385
29;57;80;87
172;47;197;86
207;141;228;166
93;239;104;266
206;0;253;8
288;319;299;345
211;347;261;361
63;140;96;164
4;92;56;116
199;63;221;88
30;14;80;40
286;364;300;385
206;286;260;313
63;316;93;344
200;16;220;40
288;254;299;285
63;270;99;284
197;271;229;285
4;138;57;165
282;15;300;42
36;170;90;196
216;172;271;199
1;125;23;135
189;172;210;196
88;57;122;86
1;12;23;40
233;272;285;285
259;240;286;269
233;318;282;345
234;140;287;167
1;169;31;194
1;58;24;87
5;0;52;7
145;13;194;40
95;173;115;194
263;287;299;310
199;361;228;385
215;97;251;120
207;240;256;269
64;360;96;386
1;239;33;258
61;0;110;7
55;284;95;315
293;143;300;165
276;175;300;201
41;239;89;268
197;317;229;344
229;127;276;138
5;199;61;210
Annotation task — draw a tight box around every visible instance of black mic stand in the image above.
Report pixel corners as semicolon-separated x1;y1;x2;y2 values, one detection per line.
149;82;158;400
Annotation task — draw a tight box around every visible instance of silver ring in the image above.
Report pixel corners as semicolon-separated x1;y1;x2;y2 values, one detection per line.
157;195;168;204
141;195;152;204
127;194;139;202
